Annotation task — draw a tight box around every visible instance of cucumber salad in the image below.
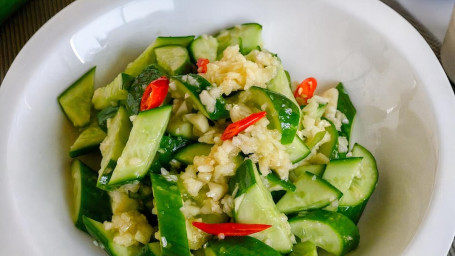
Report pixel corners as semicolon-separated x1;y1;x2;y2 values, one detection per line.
58;23;378;256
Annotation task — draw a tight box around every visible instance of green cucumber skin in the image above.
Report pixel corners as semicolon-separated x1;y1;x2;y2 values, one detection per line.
174;143;213;165
82;217;141;256
285;135;311;163
289;210;360;256
125;36;195;77
108;105;172;186
266;65;299;107
290;164;326;183
126;64;167;116
136;242;161;256
58;67;96;127
204;236;280;256
336;83;356;143
172;74;229;120
71;160;111;233
151;174;191;256
289;241;318;256
148;135;193;173
228;159;257;198
337;201;367;224
247;86;300;144
276;172;342;214
265;172;296;192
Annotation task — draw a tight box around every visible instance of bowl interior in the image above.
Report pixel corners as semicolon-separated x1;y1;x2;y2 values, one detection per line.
0;0;444;255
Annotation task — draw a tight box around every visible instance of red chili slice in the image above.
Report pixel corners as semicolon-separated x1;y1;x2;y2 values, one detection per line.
196;58;209;73
294;77;317;105
221;111;267;140
140;76;169;111
192;222;272;236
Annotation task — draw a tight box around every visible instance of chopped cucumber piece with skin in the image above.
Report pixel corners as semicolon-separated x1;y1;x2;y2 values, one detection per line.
267;65;299;108
319;118;339;159
69;119;106;158
289;241;318;256
71;159;111;232
155;45;193;76
289;210;360;256
216;23;262;57
336;83;356;145
166;116;194;139
290;164;326;182
245;86;300;144
83;216;142;256
189;35;218;62
108;105;172;186
92;72;134;110
58;67;95;127
151;174;191;256
97;106;132;190
276;172;342;214
136;242;161;256
322;157;363;193
174;143;213;165
233;159;293;253
204;236;281;256
305;130;326;149
126;64;167;116
125;36;195;77
171;74;229;120
337;143;378;223
265;172;296;192
285;135;311;163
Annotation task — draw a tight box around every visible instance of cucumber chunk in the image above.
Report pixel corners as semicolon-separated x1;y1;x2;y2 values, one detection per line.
58;67;95;127
233;159;293;253
189;35;218;62
245;86;300;144
174;143;212;165
216;23;262;57
289;242;318;256
276;172;342;214
125;36;195;77
69;119;106;158
322;157;363;193
92;73;134;110
204;236;280;256
97;106;132;190
305;130;326;149
97;106;120;132
290;164;326;182
267;64;299;107
126;64;167;116
108;105;172;186
155;45;193;76
337;143;378;222
289;210;360;256
71;159;111;232
284;135;311;163
82;216;142;256
151;173;191;256
171;74;229;120
336;83;356;144
166;116;194;139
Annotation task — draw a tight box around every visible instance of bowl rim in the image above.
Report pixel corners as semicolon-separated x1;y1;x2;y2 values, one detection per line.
1;0;455;255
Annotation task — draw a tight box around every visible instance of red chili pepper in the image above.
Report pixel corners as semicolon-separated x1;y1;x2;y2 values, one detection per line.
221;111;267;140
192;222;272;236
294;77;317;105
196;58;209;73
140;76;169;111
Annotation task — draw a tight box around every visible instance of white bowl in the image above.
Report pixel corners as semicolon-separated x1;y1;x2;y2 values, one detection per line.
1;0;455;255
